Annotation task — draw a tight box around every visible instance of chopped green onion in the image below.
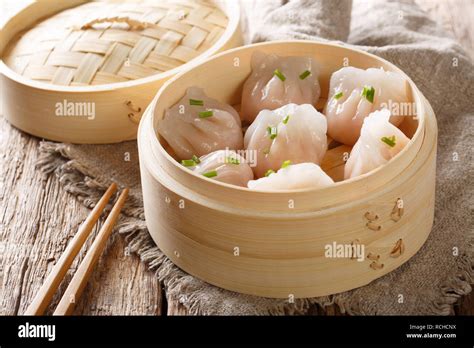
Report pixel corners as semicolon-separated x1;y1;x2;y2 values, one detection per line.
381;136;396;147
361;85;375;103
334;91;343;100
199;110;213;118
281;160;291;168
225;156;240;165
181;159;196;167
282;115;290;124
265;169;275;177
299;70;311;80
203;170;218;178
273;69;286;82
189;98;203;106
267;126;278;139
192;155;200;164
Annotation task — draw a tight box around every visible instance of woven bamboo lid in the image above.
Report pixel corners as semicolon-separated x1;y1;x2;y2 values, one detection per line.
3;0;229;86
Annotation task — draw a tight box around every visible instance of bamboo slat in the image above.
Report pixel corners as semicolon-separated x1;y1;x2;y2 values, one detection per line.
0;0;242;144
3;0;229;86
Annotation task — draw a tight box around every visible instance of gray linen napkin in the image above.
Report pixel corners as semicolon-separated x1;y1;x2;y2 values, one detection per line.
37;0;473;315
242;0;352;42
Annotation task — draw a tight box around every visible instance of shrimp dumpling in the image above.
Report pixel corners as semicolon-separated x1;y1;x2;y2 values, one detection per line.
187;150;254;187
158;87;243;160
244;103;327;178
248;163;334;191
324;67;409;146
241;51;321;123
344;109;410;179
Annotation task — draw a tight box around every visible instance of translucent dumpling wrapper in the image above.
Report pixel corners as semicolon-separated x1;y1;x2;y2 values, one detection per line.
324;67;409;146
188;150;254;187
248;163;334;191
344;109;410;179
240;51;321;123
244;103;328;178
158;87;243;160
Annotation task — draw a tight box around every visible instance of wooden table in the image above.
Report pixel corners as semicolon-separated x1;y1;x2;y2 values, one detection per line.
1;0;473;315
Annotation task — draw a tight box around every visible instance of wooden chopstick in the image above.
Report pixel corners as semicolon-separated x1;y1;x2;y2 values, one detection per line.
53;188;129;315
24;183;118;316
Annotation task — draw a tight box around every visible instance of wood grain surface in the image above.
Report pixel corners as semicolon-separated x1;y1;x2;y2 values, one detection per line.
0;0;473;316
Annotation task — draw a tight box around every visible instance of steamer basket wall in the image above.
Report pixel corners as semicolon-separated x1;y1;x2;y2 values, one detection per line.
138;41;437;298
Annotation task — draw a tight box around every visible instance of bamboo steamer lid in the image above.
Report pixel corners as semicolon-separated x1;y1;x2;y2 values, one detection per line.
0;0;241;144
4;0;230;86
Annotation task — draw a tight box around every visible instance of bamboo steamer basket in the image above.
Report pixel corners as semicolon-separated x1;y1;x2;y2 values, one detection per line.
0;0;241;144
138;41;438;298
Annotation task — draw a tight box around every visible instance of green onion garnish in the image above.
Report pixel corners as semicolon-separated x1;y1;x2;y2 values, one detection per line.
334;91;343;100
361;85;375;103
282;115;290;124
189;98;203;106
265;169;275;177
192;155;200;164
225;157;240;165
199;110;213;118
181;159;196;167
299;70;311;80
381;136;396;147
203;170;218;178
281;160;291;169
267;126;278;139
273;69;286;82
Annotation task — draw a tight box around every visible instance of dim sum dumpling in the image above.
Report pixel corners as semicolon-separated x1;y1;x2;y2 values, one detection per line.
344;109;410;179
324;67;409;146
241;51;321;123
188;150;254;187
158;87;243;160
244;103;327;178
248;163;334;191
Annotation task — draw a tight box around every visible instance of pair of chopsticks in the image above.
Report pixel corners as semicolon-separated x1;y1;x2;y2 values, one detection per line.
25;183;128;316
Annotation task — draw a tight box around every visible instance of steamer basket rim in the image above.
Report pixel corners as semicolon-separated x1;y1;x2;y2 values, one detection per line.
145;40;429;194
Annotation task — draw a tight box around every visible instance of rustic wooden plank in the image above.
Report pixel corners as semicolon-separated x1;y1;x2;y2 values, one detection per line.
0;2;162;317
1;0;473;316
455;292;474;315
0;116;162;315
71;233;162;315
